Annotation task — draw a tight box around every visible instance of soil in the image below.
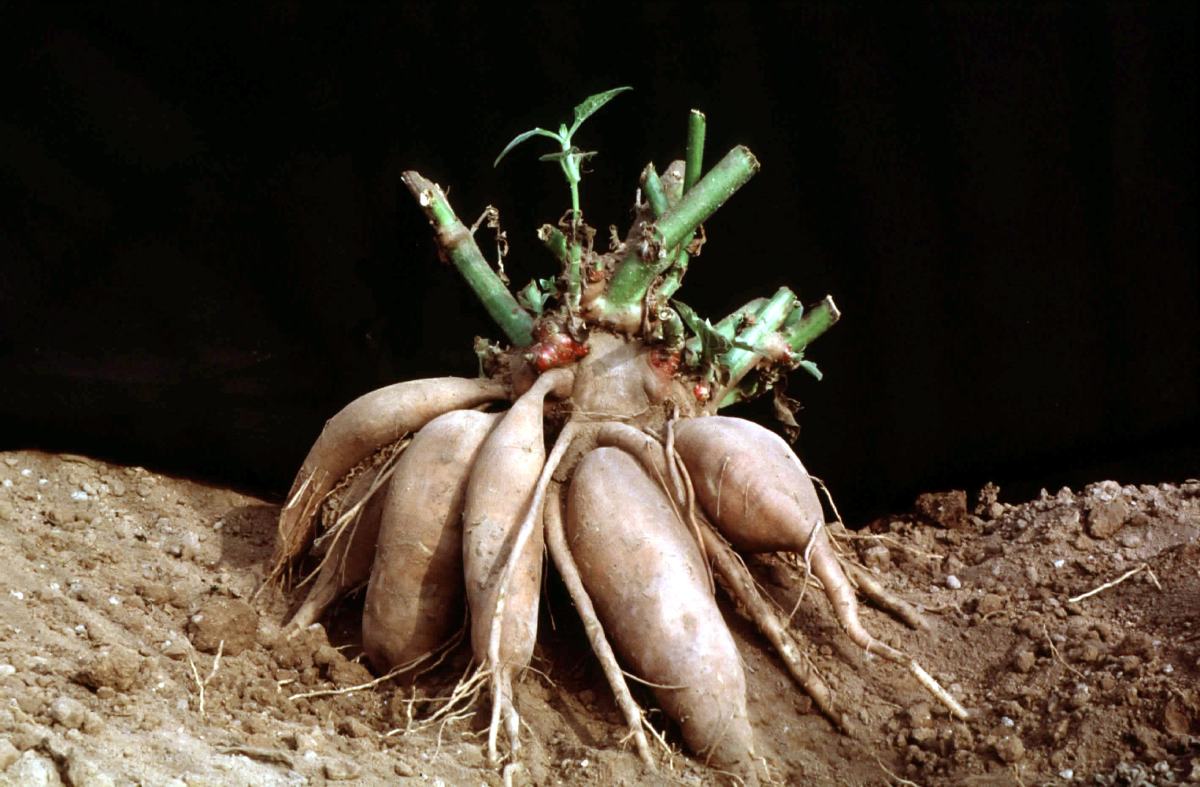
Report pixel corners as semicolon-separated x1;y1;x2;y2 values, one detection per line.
0;449;1196;786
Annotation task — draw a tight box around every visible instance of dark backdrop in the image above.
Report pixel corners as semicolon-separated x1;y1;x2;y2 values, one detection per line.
2;3;1195;524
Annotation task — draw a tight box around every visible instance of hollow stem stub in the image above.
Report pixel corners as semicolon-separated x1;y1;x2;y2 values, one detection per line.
784;296;840;353
720;286;797;388
599;146;760;316
402;171;535;346
538;225;569;264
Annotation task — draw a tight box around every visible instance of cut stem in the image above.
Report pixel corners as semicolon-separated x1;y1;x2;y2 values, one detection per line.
599;146;760;316
784;296;841;353
684;109;706;193
402;171;534;346
640;164;670;218
719;286;797;395
538;225;569;264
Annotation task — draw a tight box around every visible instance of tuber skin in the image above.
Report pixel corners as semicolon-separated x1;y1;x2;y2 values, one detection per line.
274;376;508;576
673;415;825;554
674;416;886;666
461;367;573;761
567;446;757;779
362;409;500;674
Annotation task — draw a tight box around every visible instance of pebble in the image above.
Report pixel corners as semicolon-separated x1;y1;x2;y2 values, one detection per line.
977;593;1004;615
64;754;116;787
945;575;961;589
324;760;362;780
0;737;20;770
1013;651;1036;673
48;697;87;730
906;702;933;729
993;735;1025;763
187;598;258;656
5;751;64;786
393;760;417;777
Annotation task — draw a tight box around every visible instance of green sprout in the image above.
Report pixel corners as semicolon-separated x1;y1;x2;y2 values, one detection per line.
494;87;632;218
495;87;632;309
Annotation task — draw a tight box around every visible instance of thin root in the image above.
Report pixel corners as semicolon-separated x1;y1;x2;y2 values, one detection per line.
841;560;927;630
187;639;224;718
874;754;920;787
486;416;580;764
543;473;656;769
1068;562;1160;603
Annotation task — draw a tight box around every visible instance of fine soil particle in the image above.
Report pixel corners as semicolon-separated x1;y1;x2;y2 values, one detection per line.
0;449;1197;785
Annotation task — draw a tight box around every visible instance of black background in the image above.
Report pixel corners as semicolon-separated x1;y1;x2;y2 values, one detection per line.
2;3;1195;524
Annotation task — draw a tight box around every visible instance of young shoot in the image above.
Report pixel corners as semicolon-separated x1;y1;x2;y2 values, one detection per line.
495;87;632;308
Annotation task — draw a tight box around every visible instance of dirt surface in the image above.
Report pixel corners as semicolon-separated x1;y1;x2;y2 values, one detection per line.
0;449;1196;786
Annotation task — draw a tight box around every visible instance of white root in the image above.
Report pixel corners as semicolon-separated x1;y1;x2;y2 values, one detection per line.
542;475;656;769
485;419;580;763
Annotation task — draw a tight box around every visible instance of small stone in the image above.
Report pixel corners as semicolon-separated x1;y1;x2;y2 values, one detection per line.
945;575;961;589
977;593;1004;615
1085;495;1129;539
6;751;65;785
187;598;258;656
906;702;933;729
993;735;1025;763
1118;530;1142;549
0;737;20;770
1067;685;1090;710
987;502;1005;520
313;645;339;668
1120;655;1142;673
337;718;370;738
136;483;152;498
862;544;891;571
65;754;116;787
915;490;970;529
107;477;125;497
1013;651;1036;673
909;726;937;748
393;760;417;777
75;646;142;692
324;760;362;780
48;697;87;730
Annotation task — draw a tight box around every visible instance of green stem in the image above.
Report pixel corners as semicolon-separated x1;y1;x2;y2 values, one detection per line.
649;145;758;255
656;252;688;300
640;164;669;217
719;286;796;394
538;225;569;263
682;297;767;358
684;110;705;193
783;296;841;352
599;146;759;315
658;306;684;348
568;181;583;309
402;171;535;347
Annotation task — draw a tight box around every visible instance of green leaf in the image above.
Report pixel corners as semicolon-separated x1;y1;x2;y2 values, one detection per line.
569;87;632;136
517;280;550;315
797;359;823;380
494;128;561;167
674;300;734;368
